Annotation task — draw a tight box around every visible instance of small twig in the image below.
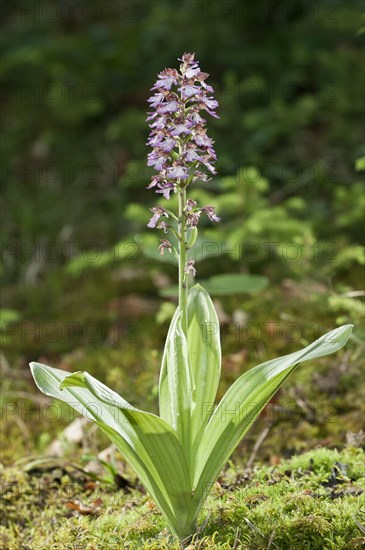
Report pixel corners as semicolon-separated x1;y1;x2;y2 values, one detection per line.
246;422;272;469
3;391;50;404
232;527;241;549
267;529;276;549
184;510;212;540
244;518;279;549
244;517;266;538
0;352;11;373
14;414;31;441
353;515;365;535
291;388;316;422
340;290;365;298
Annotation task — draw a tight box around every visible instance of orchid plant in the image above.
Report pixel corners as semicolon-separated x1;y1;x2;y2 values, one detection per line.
30;54;353;543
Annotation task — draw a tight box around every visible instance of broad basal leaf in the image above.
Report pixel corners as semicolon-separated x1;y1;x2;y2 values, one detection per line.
158;308;192;452
162;311;192;452
192;324;353;505
187;284;221;448
30;362;192;537
159;306;180;426
159;285;221;455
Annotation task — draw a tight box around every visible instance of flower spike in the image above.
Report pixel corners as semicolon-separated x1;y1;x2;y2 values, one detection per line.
146;53;221;273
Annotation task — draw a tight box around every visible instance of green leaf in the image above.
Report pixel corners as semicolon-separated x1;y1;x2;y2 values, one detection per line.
355;156;365;171
159;285;179;297
192;236;224;262
192;324;353;505
162;311;192;452
67;238;139;275
0;308;20;332
29;362;193;538
159;285;221;467
187;285;221;449
159;273;268;297
159;306;180;426
201;273;268;295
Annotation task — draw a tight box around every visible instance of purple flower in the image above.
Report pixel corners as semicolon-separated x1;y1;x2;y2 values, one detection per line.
146;54;220;261
147;53;219;206
147;206;169;228
187;212;201;227
147;134;163;147
157;221;169;233
201;81;214;93
151;68;178;91
184;149;203;163
147;153;168;171
202;160;216;175
159;138;176;152
158;101;179;114
193;133;213;148
192;171;210;183
207;148;217;160
149;117;166;130
184;258;196;276
185;199;200;227
188;112;204;125
202;205;220;222
170;122;193;136
152;77;175;90
185;66;201;79
158;239;172;255
147;175;162;189
147;92;165;107
156;182;175;200
201;97;219;110
185;199;197;211
179;85;201;98
167;165;189;179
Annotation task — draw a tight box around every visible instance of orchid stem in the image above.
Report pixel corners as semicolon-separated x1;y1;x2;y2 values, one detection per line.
178;187;188;335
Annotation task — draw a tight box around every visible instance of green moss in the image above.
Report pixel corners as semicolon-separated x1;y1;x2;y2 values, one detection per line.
1;448;364;549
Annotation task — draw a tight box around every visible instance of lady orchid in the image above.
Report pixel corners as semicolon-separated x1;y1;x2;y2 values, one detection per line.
147;53;220;333
29;54;353;545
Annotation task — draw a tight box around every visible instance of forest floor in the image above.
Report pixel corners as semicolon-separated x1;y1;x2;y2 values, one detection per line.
1;268;364;548
1;447;364;549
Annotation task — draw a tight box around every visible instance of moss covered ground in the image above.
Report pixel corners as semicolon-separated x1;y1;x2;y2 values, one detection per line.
1;267;364;548
1;447;364;549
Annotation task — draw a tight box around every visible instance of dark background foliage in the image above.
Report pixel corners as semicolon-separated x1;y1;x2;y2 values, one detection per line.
2;0;363;279
0;0;364;464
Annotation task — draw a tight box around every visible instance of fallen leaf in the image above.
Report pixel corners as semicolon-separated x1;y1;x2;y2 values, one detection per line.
64;498;102;515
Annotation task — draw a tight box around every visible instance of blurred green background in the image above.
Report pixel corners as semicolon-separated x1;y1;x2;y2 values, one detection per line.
1;0;364;463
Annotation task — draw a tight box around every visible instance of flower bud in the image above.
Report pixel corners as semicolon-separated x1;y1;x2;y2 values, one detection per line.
186;227;198;249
